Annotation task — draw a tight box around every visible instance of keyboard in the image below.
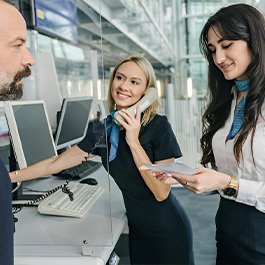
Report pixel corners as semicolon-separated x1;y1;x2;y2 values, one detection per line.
38;182;104;218
53;160;102;180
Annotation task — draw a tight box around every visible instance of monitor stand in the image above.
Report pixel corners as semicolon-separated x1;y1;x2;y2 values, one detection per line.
9;144;43;204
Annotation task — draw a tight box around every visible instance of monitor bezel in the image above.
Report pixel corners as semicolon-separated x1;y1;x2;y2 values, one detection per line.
4;100;57;169
54;96;93;150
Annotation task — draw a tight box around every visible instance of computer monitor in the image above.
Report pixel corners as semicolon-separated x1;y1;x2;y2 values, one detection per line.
4;100;57;169
54;97;93;150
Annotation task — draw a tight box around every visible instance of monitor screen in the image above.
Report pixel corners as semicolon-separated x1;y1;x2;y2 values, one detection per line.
54;97;93;150
4;100;57;169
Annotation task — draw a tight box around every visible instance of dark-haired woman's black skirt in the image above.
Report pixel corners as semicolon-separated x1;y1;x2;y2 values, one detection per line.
215;197;265;265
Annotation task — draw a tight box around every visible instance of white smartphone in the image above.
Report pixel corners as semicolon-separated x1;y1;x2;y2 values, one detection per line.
114;87;159;125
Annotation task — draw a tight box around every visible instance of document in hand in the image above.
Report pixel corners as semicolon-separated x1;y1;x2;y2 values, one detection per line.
143;161;196;175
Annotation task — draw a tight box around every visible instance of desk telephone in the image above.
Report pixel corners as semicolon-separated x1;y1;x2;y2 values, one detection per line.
114;87;159;124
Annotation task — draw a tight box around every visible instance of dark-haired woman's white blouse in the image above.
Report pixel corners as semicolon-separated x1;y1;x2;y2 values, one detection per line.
212;95;265;213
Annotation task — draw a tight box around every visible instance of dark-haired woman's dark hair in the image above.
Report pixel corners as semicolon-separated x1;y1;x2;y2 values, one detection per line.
199;4;265;167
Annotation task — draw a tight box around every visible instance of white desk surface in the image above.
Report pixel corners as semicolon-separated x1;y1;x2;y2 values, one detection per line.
14;166;127;265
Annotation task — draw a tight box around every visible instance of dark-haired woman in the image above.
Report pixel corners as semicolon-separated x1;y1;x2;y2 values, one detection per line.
144;4;265;265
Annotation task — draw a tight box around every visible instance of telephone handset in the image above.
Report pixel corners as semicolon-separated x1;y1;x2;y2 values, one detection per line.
114;87;159;125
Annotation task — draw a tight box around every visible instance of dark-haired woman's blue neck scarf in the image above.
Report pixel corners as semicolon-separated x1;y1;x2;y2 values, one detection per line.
227;79;249;140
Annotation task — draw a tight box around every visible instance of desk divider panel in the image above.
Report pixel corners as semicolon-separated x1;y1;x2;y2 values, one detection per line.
13;102;126;259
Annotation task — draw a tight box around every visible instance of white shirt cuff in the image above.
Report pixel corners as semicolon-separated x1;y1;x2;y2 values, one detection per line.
236;178;259;206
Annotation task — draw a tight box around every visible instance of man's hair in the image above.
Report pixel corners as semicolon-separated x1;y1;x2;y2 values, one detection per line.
0;0;14;7
0;0;12;4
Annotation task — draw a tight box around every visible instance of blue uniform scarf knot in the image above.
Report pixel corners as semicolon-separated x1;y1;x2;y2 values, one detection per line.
106;110;120;162
227;80;249;140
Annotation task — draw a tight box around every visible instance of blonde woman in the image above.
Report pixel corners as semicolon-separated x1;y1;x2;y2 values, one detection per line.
10;55;194;265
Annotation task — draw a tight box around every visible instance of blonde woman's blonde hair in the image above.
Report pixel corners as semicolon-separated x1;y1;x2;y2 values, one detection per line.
107;55;160;125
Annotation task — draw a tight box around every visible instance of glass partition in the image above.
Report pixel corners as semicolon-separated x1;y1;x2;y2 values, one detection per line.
9;1;126;261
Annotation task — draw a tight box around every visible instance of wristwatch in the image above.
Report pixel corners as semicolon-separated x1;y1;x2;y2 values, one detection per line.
222;175;238;197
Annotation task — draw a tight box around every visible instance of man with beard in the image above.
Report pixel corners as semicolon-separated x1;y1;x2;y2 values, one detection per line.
0;1;35;265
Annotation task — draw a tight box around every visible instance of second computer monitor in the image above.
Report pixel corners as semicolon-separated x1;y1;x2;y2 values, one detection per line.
54;97;93;150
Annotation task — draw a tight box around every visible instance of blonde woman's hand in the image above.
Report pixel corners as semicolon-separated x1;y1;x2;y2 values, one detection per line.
115;107;141;148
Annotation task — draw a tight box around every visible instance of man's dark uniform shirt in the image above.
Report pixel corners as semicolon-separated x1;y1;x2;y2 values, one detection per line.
0;159;13;265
